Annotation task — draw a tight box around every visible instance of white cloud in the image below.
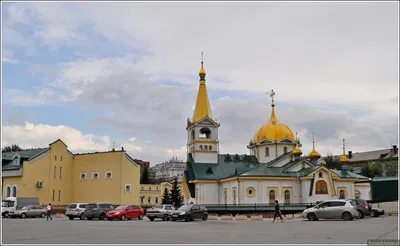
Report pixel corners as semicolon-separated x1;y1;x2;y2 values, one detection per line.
2;122;110;152
2;122;187;165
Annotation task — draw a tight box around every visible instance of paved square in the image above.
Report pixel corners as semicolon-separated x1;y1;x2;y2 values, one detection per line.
2;216;398;244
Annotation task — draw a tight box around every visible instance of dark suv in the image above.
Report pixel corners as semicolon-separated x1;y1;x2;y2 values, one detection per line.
84;202;116;220
171;204;208;222
348;199;371;218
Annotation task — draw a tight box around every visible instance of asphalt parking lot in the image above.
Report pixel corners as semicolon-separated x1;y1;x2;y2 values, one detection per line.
2;215;398;244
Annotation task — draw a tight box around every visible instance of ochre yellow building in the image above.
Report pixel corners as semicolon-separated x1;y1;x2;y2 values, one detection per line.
139;182;184;206
2;139;141;205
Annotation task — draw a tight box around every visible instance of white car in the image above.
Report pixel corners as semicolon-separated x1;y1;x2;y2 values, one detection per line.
302;200;358;221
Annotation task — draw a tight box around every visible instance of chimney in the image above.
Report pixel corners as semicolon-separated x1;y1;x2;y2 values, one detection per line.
393;145;397;154
121;147;124;151
348;151;352;159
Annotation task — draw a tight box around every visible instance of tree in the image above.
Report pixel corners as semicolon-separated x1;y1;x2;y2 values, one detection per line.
324;154;341;170
2;144;23;152
170;178;183;208
361;162;383;178
140;167;150;184
140;166;156;184
161;187;172;204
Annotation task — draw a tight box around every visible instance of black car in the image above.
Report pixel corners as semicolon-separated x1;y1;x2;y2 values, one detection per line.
171;204;208;222
348;199;371;218
371;208;385;217
84;202;115;220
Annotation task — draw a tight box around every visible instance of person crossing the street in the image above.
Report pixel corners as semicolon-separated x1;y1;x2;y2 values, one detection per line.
273;200;283;222
46;203;53;221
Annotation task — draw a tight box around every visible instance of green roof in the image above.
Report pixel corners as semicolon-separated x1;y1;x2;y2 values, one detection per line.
185;153;370;181
372;176;398;182
2;148;50;170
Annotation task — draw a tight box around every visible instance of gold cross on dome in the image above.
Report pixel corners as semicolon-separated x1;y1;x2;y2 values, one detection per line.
201;51;204;63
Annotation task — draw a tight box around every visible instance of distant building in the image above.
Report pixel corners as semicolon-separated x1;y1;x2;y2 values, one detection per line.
153;157;185;180
2;139;141;206
318;146;398;176
139;182;183;206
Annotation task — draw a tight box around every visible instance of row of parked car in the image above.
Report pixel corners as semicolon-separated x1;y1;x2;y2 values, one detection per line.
65;202;209;222
302;199;384;221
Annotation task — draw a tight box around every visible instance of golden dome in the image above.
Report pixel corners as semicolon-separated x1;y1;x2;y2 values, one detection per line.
253;104;296;143
339;138;350;163
339;154;350;163
292;134;302;156
308;132;321;159
309;148;321;159
199;62;206;77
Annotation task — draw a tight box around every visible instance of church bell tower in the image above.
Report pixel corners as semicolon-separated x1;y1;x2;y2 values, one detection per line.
186;53;220;164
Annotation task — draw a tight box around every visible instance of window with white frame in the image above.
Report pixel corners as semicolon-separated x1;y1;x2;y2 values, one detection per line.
125;184;132;193
80;172;87;180
92;172;99;180
105;171;112;179
13;158;18;166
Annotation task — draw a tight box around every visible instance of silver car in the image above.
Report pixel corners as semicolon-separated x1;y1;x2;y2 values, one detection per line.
65;203;88;220
146;204;176;221
10;205;46;219
302;200;358;221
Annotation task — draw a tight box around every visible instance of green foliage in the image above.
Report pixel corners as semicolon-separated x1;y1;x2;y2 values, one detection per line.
161;188;172;204
324;154;341;170
2;144;23;152
170;177;183;208
361;162;383;178
383;161;398;177
140;167;156;184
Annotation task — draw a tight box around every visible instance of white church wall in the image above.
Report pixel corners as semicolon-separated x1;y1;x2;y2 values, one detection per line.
243;181;259;204
334;181;354;200
354;183;371;200
202;183;219;204
192;152;218;163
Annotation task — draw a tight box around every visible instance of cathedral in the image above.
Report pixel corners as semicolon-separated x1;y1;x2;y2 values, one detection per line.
181;60;371;205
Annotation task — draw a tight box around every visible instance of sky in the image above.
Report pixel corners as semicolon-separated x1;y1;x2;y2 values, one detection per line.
1;1;399;165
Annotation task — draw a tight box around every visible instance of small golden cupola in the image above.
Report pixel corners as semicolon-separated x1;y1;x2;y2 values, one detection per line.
292;132;302;159
308;132;321;165
253;90;296;143
339;138;350;163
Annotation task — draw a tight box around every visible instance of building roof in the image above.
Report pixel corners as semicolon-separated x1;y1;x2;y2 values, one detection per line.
318;147;398;165
185;153;369;181
2;148;50;170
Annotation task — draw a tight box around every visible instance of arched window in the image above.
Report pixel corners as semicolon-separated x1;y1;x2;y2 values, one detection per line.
315;180;328;194
269;190;275;203
284;190;290;204
12;186;17;197
204;145;208;151
354;190;361;199
319;172;323;178
6;186;11;197
283;146;288;154
209;145;212;151
339;190;345;199
191;129;195;140
199;145;203;150
265;147;270;157
199;128;211;139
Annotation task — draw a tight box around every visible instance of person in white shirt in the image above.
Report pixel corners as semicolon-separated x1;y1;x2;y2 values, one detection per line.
46;203;52;221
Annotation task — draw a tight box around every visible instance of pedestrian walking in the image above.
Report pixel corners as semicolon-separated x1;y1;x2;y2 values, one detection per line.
273;200;283;222
46;203;53;221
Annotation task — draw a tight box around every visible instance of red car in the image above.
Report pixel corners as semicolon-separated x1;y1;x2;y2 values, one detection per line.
106;205;144;221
